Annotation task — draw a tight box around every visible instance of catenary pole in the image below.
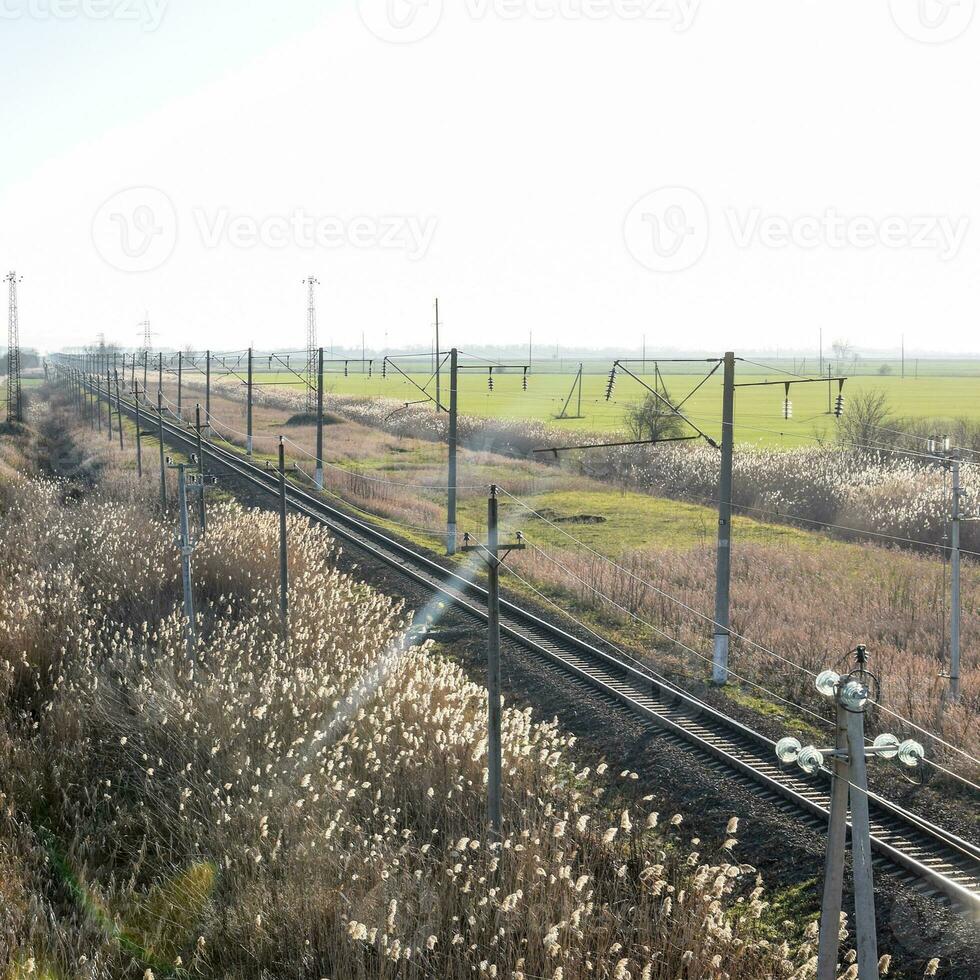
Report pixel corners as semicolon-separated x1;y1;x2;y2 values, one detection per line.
205;349;211;434
196;404;207;536
247;347;254;455
176;463;197;661
106;366;113;441
278;437;289;638
486;486;502;836
447;348;459;555
315;347;324;489
134;381;143;477
435;298;441;412
158;389;167;512
115;369;124;451
712;351;735;684
950;458;961;701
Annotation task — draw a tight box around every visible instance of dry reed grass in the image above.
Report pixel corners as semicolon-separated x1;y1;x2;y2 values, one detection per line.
0;395;844;978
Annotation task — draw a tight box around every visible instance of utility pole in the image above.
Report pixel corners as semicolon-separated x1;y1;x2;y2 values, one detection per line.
447;348;459;554
777;654;924;980
106;366;114;442
167;454;218;664
278;437;289;640
177;350;183;418
158;390;167;512
195;404;207;536
815;698;849;980
158;351;163;398
205;349;211;433
114;369;124;451
435;298;441;413
846;700;878;978
133;379;143;477
247;347;254;455
315;347;325;489
950;457;961;700
485;488;502;836
929;435;964;702
713;351;735;684
174;459;197;661
462;486;524;836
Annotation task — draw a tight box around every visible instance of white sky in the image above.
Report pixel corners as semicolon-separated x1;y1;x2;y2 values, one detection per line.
2;0;978;355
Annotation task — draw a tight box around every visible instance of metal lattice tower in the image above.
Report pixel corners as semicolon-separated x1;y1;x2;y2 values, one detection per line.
5;271;23;424
303;275;319;414
140;315;153;355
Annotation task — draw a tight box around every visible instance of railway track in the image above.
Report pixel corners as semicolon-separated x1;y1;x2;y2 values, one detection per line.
78;374;980;916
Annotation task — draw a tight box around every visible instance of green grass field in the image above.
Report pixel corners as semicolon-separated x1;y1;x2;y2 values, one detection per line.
239;368;980;448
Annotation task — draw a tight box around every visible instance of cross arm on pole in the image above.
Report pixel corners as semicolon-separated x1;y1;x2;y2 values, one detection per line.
610;361;721;449
461;531;526;568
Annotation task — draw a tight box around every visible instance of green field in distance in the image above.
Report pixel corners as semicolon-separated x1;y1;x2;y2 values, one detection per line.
227;366;980;448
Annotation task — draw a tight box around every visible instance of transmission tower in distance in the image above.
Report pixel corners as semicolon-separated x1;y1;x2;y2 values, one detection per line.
303;275;319;414
139;314;153;355
5;271;23;424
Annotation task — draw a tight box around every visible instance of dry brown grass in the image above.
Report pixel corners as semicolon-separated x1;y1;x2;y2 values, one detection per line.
160;377;979;787
0;394;841;978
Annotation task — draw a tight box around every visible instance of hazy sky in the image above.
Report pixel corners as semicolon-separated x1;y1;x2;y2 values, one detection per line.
2;0;978;355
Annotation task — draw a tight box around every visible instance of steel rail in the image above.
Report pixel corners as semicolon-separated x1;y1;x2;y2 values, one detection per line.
82;373;980;915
